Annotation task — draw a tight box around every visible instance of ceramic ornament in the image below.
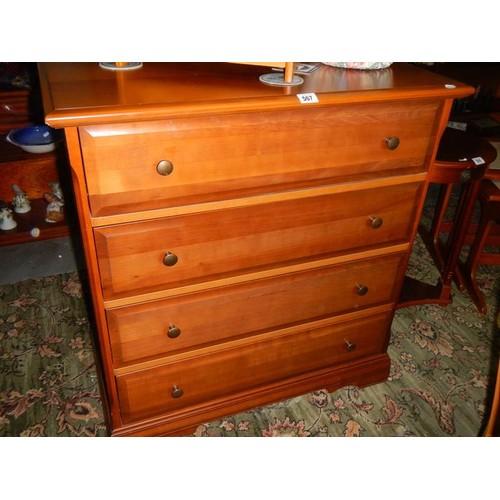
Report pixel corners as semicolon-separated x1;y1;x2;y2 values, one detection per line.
12;183;31;213
0;202;17;230
44;192;64;223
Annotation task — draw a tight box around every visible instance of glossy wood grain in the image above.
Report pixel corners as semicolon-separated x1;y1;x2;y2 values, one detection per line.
38;63;475;436
94;181;422;300
116;310;392;424
80;101;437;216
107;252;405;367
39;63;473;127
115;351;392;436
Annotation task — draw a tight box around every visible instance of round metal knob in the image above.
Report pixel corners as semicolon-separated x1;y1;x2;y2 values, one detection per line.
344;340;357;352
167;324;181;339
369;216;383;229
356;284;368;296
459;168;471;184
156;160;174;176
385;137;400;150
171;385;184;399
163;252;178;267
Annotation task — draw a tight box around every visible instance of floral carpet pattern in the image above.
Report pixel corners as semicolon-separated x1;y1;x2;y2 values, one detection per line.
0;274;106;437
1;233;499;437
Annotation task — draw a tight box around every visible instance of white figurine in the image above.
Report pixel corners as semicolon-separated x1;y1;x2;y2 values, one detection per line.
44;192;64;223
12;183;31;214
48;181;64;204
0;202;17;230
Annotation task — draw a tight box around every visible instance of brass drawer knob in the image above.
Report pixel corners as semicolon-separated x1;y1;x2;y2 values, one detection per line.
369;216;383;229
167;324;181;339
156;160;174;176
356;284;368;296
344;339;357;352
171;385;184;399
385;136;400;150
163;252;178;267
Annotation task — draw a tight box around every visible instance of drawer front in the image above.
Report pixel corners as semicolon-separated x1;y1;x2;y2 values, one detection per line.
108;252;405;366
80;101;438;216
116;311;392;424
95;181;422;300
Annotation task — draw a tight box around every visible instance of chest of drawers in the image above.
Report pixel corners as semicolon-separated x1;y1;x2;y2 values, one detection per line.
39;63;473;436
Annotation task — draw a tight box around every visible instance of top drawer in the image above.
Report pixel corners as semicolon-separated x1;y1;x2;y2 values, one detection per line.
79;101;439;217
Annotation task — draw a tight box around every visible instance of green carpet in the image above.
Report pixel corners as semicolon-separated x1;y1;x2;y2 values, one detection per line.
0;273;106;436
1;233;499;437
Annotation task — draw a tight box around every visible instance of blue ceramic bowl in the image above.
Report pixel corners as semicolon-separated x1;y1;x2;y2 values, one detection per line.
6;125;63;153
11;125;61;145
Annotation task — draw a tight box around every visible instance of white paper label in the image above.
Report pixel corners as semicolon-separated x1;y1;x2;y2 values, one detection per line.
297;93;319;104
472;156;485;165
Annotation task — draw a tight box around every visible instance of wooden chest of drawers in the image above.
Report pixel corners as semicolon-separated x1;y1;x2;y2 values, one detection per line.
39;62;473;436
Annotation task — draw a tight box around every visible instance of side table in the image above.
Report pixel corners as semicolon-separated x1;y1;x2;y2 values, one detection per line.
399;126;497;307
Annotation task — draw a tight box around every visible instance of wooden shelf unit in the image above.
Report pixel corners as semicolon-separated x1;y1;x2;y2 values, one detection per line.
0;86;73;246
0;137;72;246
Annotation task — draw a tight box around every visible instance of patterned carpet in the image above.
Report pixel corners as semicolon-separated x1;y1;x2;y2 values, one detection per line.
1;231;499;437
0;273;106;437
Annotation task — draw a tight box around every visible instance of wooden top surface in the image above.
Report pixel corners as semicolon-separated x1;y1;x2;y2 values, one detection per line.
437;127;498;165
38;62;475;128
